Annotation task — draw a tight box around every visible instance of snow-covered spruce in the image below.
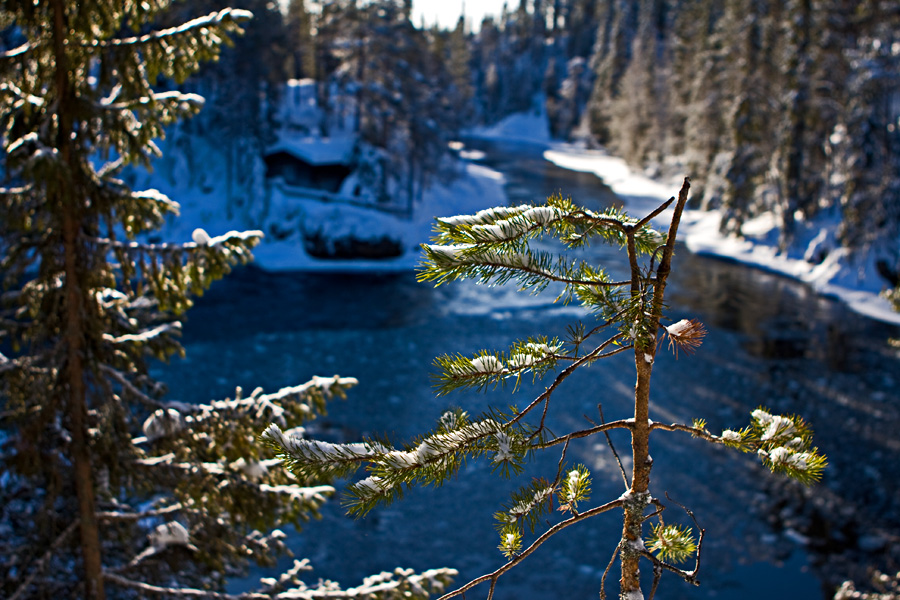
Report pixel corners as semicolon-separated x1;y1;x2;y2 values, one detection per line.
142;408;186;442
149;521;191;551
760;415;797;442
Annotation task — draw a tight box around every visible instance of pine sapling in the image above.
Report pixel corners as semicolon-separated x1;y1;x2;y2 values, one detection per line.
264;178;826;600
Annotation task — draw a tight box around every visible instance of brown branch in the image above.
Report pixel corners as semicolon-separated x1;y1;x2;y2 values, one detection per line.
598;404;630;488
599;543;621;600
649;421;721;444
647;562;664;600
633;196;676;230
637;549;700;586
650;177;691;322
436;499;625;600
516;334;627;434
533;419;633;450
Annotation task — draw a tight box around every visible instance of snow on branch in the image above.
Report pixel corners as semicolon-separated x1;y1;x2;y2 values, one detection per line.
0;81;44;107
103;321;180;344
85;9;253;48
195;376;358;427
437;204;532;227
433;338;564;395
99;91;204;112
90;229;264;255
104;565;457;599
262;424;388;479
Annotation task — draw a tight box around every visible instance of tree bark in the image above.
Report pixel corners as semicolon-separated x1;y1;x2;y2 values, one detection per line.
619;178;691;599
51;0;106;597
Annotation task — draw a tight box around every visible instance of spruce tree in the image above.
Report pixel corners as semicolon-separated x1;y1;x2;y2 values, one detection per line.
266;181;827;599
0;2;454;598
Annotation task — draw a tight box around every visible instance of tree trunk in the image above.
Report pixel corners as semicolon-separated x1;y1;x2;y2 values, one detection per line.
619;178;690;599
51;0;106;597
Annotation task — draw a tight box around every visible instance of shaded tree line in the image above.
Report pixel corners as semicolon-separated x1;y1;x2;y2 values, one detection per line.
461;0;900;286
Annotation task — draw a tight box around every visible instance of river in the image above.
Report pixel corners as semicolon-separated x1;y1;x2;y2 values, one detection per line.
156;139;900;600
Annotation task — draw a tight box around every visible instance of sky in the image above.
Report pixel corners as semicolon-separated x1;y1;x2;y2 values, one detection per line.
412;0;508;31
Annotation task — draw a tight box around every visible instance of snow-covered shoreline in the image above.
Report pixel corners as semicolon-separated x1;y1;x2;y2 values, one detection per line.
150;106;899;326
542;145;900;326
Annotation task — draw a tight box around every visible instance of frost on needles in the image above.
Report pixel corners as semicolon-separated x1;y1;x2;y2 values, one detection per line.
264;179;826;600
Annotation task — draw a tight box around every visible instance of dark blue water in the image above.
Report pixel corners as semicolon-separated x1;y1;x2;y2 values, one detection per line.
156;141;900;600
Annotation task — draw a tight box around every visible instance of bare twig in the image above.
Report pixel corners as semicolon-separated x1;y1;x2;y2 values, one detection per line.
647;562;663;600
518;334;628;437
599;543;621;600
637;549;700;586
533;419;633;450
553;437;572;487
632;196;676;230
436;498;625;600
598;404;630;488
665;492;706;580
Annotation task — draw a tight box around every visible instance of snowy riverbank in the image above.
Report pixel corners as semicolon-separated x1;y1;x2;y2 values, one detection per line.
148;141;508;273
542;145;900;326
147;112;900;325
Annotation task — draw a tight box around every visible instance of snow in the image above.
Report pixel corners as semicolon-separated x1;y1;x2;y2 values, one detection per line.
142;408;186;441
471;95;552;144
142;94;899;326
149;521;190;550
191;228;210;245
543;145;900;325
267;134;356;167
492;431;514;463
760;415;796;442
721;430;742;443
664;319;692;337
622;589;645;600
148;134;508;273
470;355;504;374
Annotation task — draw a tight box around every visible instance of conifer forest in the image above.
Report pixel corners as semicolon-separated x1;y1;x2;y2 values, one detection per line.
1;1;899;600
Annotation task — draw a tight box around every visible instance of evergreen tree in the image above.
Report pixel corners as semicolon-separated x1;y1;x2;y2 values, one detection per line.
266;181;826;599
0;2;454;597
585;0;639;143
285;0;316;80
